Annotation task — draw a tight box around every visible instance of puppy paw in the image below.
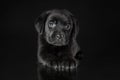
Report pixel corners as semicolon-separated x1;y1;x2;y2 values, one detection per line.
61;58;78;71
49;58;78;71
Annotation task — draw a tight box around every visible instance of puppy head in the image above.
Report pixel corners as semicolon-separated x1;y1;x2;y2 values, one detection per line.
35;9;79;46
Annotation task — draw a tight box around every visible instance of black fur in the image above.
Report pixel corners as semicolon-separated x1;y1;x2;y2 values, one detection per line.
35;9;81;71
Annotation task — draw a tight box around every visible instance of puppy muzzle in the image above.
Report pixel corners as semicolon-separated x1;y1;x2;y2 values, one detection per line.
47;32;67;46
54;33;66;45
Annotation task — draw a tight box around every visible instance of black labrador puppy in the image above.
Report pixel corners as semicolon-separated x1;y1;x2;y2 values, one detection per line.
35;9;81;71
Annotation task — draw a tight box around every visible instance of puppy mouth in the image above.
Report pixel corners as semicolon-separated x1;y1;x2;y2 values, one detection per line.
48;34;67;46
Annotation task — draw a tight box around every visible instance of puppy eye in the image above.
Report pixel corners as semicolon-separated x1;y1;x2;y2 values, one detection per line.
65;24;71;30
48;21;56;28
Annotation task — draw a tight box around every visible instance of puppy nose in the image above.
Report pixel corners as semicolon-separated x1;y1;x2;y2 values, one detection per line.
56;34;64;39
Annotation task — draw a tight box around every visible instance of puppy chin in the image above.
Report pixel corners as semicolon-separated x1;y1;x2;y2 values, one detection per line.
52;42;65;46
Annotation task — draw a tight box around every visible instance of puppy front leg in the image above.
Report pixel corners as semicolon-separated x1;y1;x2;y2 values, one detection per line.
38;52;58;68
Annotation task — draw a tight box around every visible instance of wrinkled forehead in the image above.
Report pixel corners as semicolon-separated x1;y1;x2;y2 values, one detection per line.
46;12;71;23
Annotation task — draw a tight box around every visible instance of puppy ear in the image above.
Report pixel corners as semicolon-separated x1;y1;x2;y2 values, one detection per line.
71;16;79;39
70;16;80;55
34;11;50;35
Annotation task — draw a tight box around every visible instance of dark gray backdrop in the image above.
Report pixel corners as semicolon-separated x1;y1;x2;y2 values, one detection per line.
2;0;120;80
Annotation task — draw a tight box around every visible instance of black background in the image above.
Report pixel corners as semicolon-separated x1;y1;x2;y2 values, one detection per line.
2;0;120;80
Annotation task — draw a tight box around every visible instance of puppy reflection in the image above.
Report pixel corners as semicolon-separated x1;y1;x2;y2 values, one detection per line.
35;9;81;71
37;64;78;80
